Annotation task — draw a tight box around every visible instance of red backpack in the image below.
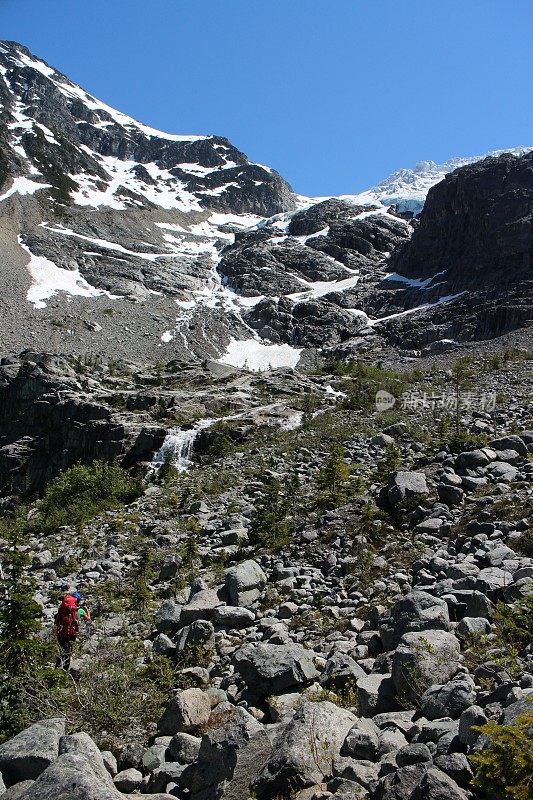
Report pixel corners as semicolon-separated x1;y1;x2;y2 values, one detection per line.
57;595;79;638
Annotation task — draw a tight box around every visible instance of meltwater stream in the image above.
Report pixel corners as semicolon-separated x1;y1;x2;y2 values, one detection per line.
151;419;214;473
151;404;304;475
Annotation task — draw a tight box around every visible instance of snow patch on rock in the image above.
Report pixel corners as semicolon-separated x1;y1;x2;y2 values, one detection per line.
218;338;302;371
20;237;117;309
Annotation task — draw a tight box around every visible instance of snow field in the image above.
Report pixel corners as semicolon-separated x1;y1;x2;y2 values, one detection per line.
19;237;118;309
217;338;302;371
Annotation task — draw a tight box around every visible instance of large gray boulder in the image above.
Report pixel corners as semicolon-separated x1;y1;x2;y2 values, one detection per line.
436;483;464;507
147;762;187;794
0;718;65;787
174;620;215;652
320;654;366;691
20;752;124;800
396;744;433;767
331;757;379;791
410;766;469;800
488;462;517;482
21;751;175;800
225;560;267;606
254;701;356;798
489;435;528;457
158;688;212;735
380;592;451;651
113;767;143;792
433;753;473;789
458;705;487;746
418;678;476;721
455;449;491;470
232;643;319;697
179;589;222;625
167;732;201;764
356;673;398;717
58;732;114;787
476;567;513;598
341;718;380;761
213;605;256;629
189;703;272;800
141;742;167;773
387;472;429;506
0;780;34;799
501;697;533;725
374;763;428;800
455;617;491;638
154;600;182;634
101;751;117;777
391;631;461;707
464;591;494;618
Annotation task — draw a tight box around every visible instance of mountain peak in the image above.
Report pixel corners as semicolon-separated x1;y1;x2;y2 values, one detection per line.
330;145;533;215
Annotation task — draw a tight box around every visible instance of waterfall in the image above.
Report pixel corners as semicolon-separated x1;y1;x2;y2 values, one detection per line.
151;402;305;475
151;418;214;473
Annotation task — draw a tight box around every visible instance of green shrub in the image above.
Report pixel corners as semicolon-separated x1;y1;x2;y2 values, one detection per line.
355;501;384;545
201;422;236;459
54;556;81;578
38;460;142;532
157;448;178;485
43;641;175;749
346;546;376;591
175;643;214;670
461;599;531;679
513;528;533;557
494;596;533;649
129;546;156;616
0;517;59;741
180;526;201;581
470;712;533;800
336;361;411;411
319;679;360;712
428;415;489;453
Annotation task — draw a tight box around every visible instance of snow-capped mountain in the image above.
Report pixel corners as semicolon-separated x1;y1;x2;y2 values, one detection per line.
0;41;294;217
0;40;531;369
336;148;533;215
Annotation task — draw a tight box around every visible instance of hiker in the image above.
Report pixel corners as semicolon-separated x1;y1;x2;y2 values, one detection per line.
75;593;94;635
54;592;79;670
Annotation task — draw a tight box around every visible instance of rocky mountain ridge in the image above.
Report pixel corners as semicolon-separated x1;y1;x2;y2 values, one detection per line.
1;41;531;367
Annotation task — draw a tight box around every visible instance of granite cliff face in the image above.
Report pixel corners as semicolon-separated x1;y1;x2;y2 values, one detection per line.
389;152;533;288
0;352;166;498
365;152;533;348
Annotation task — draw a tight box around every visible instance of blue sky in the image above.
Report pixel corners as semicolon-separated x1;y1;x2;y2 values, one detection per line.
1;0;531;195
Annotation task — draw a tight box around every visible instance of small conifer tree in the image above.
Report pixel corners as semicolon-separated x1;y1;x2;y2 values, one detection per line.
249;479;291;551
129;546;155;616
375;442;401;484
0;515;56;740
181;520;201;580
316;443;362;509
